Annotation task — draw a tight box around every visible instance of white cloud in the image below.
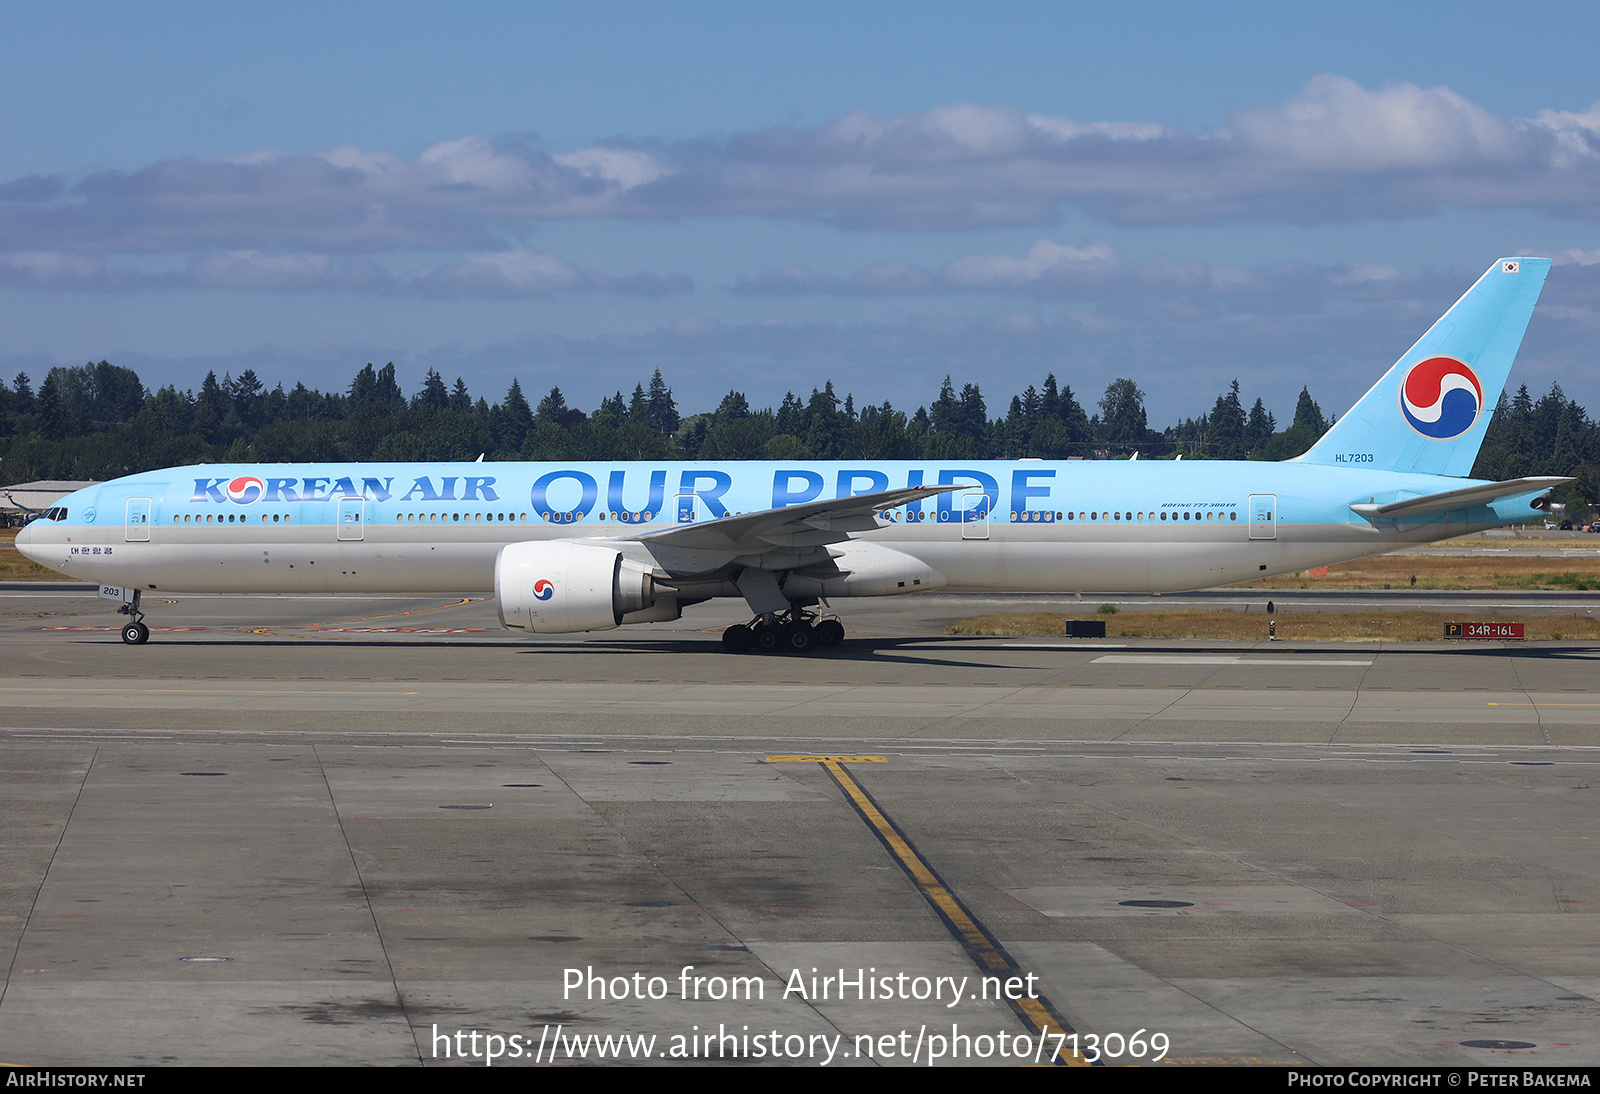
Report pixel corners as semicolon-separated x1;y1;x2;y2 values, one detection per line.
732;265;845;295
730;241;1491;323
0;245;688;298
941;239;1120;289
187;250;338;289
397;250;691;297
416;137;545;195
1525;104;1600;168
1230;75;1524;171
552;147;669;190
0;251;107;287
668;315;723;339
848;261;936;294
403;251;586;294
4;77;1600;257
1026;114;1168;143
1330;262;1403;285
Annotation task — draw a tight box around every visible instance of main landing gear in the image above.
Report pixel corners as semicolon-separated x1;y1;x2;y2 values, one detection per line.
118;590;149;644
722;608;845;654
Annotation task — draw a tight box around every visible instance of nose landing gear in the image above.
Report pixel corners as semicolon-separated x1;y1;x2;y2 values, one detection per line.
118;590;150;644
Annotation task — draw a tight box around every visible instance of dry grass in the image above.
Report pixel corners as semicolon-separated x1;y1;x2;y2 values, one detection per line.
0;529;66;581
948;609;1600;642
1233;551;1600;590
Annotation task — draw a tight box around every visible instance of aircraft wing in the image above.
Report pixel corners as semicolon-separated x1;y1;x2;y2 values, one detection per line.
628;484;957;552
1348;476;1571;519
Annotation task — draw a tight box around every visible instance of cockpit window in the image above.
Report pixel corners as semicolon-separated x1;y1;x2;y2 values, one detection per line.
41;507;68;521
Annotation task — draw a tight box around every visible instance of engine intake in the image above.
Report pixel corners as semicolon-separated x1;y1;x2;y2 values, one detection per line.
496;540;657;633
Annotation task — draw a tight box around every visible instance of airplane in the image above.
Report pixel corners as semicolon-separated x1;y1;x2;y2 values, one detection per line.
14;256;1569;652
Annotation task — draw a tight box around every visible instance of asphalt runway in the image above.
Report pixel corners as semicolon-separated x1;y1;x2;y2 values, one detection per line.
1;587;1597;1068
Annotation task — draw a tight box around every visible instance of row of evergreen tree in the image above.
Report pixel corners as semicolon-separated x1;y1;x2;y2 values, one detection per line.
1;360;1596;512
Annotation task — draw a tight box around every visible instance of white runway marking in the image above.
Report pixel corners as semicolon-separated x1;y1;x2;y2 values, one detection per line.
1093;654;1372;666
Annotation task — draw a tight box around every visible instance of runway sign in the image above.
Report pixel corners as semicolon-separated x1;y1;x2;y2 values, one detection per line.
1443;621;1524;638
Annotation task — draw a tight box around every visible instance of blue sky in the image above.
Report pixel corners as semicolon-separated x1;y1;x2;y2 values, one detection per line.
3;1;1599;426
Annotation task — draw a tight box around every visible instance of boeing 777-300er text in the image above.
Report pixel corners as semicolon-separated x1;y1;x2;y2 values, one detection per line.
15;257;1569;651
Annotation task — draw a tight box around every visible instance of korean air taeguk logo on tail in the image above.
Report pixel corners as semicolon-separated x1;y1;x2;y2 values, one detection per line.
226;476;265;504
1399;356;1483;440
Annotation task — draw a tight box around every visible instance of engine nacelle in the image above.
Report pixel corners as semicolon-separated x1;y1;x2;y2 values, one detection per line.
496;540;657;633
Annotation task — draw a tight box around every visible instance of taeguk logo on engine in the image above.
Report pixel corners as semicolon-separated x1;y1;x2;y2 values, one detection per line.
226;476;265;504
533;580;554;601
1400;356;1483;440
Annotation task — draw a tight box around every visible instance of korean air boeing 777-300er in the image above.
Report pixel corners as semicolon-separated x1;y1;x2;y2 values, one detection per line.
15;257;1569;652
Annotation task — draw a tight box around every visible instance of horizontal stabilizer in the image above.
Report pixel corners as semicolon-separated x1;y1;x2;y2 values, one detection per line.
1349;476;1570;520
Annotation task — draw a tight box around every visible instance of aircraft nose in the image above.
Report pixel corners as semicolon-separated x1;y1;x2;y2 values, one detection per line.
14;521;43;562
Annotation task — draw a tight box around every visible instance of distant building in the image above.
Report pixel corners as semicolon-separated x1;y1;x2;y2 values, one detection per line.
1;481;98;526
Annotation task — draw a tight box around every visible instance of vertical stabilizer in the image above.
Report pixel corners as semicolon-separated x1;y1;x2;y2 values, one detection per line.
1298;257;1550;477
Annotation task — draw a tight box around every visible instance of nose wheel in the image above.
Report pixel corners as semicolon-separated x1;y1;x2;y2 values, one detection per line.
118;590;150;644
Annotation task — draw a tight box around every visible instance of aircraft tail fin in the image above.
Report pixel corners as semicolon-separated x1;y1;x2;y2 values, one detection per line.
1298;257;1550;477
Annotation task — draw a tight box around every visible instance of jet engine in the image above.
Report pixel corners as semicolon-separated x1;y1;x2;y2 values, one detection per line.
496;540;658;633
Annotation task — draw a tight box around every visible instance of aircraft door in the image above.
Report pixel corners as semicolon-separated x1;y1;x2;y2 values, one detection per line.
674;492;712;524
958;488;991;540
125;498;152;542
337;496;366;541
1249;494;1277;540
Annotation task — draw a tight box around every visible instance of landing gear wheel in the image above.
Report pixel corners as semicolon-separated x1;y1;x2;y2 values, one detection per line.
722;624;754;653
121;621;149;645
785;624;816;654
814;619;844;647
753;623;783;654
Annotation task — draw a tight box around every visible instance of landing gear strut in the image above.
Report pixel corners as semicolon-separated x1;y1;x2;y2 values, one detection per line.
721;607;844;654
118;590;149;644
